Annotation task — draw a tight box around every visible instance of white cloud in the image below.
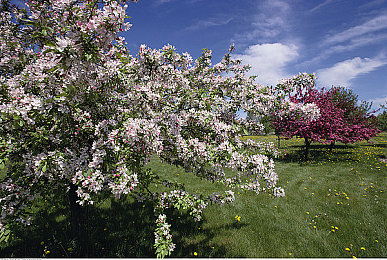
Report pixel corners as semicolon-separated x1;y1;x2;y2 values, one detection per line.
324;14;387;45
317;56;387;87
369;96;387;108
233;43;299;86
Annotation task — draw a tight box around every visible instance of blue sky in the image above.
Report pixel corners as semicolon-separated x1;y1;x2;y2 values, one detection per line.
121;0;387;111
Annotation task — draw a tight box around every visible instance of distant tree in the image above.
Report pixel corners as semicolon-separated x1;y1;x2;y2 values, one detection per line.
376;102;387;131
330;87;380;145
246;112;274;135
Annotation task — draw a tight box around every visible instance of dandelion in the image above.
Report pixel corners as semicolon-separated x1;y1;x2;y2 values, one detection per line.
274;205;278;208
289;252;292;256
45;250;50;255
345;248;350;251
361;247;365;250
375;240;379;243
352;256;357;259
235;215;241;221
194;252;198;256
306;211;310;214
41;241;44;245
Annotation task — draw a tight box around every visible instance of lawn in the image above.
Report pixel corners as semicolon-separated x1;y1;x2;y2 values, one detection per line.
1;133;386;258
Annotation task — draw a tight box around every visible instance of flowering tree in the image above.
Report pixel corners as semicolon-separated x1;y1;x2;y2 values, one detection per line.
272;74;380;159
0;0;319;257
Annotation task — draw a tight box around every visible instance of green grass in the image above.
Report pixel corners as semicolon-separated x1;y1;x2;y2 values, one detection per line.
1;133;386;257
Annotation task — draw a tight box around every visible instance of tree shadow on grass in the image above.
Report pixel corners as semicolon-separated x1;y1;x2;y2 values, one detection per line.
276;143;357;164
358;143;387;148
169;209;248;258
0;195;238;258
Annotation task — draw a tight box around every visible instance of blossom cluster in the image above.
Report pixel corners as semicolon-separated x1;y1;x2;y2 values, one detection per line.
154;214;175;258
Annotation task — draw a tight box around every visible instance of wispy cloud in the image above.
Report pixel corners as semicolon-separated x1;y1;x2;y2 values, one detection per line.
233;43;299;86
302;33;387;66
156;0;174;4
231;0;292;46
359;0;387;10
324;14;387;45
317;56;387;87
154;0;203;6
184;17;233;31
309;0;334;13
303;14;387;66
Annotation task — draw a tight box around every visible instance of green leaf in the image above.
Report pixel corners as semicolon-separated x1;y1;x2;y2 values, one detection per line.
86;54;92;61
45;42;56;47
42;29;47;36
42;164;47;172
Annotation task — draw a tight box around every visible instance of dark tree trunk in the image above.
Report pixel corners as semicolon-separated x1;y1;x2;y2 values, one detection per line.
277;135;281;149
304;137;310;161
329;141;335;150
69;183;87;257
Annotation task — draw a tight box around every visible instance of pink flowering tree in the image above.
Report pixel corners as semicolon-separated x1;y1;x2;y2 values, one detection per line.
0;0;319;257
272;74;380;160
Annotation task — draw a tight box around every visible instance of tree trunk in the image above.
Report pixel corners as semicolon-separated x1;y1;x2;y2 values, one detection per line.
329;141;335;150
69;183;87;257
277;136;281;149
304;137;310;161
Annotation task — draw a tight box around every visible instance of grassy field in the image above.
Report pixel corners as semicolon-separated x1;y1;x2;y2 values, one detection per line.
1;133;386;257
